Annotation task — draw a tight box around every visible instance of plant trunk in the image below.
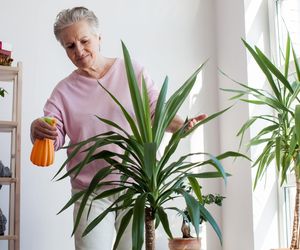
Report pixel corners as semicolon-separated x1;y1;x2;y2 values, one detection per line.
290;171;300;249
145;207;155;250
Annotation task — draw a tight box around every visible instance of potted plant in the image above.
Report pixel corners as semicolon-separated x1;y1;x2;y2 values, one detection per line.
222;36;300;249
54;42;247;250
169;192;225;250
0;88;7;98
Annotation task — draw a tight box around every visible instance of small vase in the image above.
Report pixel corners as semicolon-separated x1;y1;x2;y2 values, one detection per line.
168;237;201;250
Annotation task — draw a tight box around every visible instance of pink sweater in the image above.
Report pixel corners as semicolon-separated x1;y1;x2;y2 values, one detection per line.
44;58;158;190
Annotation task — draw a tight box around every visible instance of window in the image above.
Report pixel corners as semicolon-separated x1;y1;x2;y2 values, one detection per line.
269;0;300;247
276;0;300;58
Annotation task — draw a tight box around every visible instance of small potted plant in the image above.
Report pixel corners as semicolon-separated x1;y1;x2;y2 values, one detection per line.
223;36;300;249
55;42;248;250
169;190;225;250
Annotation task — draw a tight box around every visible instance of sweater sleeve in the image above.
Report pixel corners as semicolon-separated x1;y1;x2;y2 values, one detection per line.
43;89;66;151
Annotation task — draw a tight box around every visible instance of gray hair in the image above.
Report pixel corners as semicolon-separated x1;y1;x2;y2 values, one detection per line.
54;6;99;44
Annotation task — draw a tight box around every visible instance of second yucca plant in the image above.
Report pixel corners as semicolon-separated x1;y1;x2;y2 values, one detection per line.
223;36;300;249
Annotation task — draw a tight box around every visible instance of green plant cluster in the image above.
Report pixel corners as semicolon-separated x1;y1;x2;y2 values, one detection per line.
222;36;300;187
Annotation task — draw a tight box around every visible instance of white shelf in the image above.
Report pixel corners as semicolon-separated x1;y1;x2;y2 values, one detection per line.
0;178;17;185
0;62;22;250
0;235;18;241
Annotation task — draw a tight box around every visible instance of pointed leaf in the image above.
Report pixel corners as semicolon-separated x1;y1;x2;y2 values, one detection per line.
157;207;173;239
188;176;203;203
132;194;147;250
199;204;222;244
295;105;300;146
113;209;133;250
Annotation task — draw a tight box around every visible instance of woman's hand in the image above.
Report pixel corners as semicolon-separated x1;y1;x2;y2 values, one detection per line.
30;118;58;142
186;114;207;130
167;114;207;133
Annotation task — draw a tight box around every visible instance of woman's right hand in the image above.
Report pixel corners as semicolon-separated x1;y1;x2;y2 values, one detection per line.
30;118;58;142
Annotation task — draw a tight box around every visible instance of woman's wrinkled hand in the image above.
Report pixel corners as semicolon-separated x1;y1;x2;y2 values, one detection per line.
186;114;207;130
30;117;58;141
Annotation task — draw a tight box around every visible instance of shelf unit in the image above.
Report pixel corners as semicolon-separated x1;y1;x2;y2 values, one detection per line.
0;62;22;250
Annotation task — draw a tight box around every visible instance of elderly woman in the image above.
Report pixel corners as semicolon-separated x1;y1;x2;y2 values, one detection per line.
30;6;205;250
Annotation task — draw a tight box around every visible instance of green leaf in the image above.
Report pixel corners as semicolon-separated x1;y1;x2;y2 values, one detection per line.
199;204;222;244
144;142;157;180
188;176;203;203
132;194;147;250
180;191;200;236
157;207;173;239
183;106;232;138
188;172;232;179
295;105;300;146
97;80;142;143
113;209;133;250
122;42;147;142
292;45;300;81
242;39;281;101
160;61;207;141
284;35;291;78
289;130;298;156
152;76;168;143
255;46;293;94
141;75;153;141
72;166;113;235
275;137;281;172
57;190;85;215
216;151;251;161
209;155;228;185
82;194;131;237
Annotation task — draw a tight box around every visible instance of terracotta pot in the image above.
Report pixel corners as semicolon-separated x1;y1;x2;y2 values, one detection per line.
168;237;201;250
271;248;300;250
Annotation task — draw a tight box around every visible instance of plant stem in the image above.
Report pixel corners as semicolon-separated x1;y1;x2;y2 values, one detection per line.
290;169;300;249
145;207;155;250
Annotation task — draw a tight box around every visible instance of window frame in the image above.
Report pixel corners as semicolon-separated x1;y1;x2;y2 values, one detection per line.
267;0;300;246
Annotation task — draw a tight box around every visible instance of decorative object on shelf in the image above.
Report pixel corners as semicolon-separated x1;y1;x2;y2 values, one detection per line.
30;117;56;167
0;208;7;236
0;161;12;190
0;40;13;66
0;87;8;98
0;55;13;66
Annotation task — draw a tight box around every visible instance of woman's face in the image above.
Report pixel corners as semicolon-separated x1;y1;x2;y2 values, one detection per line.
60;20;100;70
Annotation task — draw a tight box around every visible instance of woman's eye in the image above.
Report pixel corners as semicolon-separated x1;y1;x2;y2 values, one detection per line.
66;44;75;49
81;40;88;44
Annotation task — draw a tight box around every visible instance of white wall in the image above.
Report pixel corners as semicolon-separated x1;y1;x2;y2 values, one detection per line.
0;0;282;250
215;0;255;249
0;1;221;250
216;0;280;249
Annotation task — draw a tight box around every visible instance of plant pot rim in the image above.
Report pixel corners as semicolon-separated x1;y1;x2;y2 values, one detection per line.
169;237;201;241
270;248;300;250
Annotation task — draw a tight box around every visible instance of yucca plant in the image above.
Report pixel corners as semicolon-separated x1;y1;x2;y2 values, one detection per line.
54;42;247;250
222;37;300;249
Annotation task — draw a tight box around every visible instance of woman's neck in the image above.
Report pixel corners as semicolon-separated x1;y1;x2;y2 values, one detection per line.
76;56;116;79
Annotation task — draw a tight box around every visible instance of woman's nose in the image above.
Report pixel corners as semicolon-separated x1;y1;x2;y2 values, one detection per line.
75;44;84;56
